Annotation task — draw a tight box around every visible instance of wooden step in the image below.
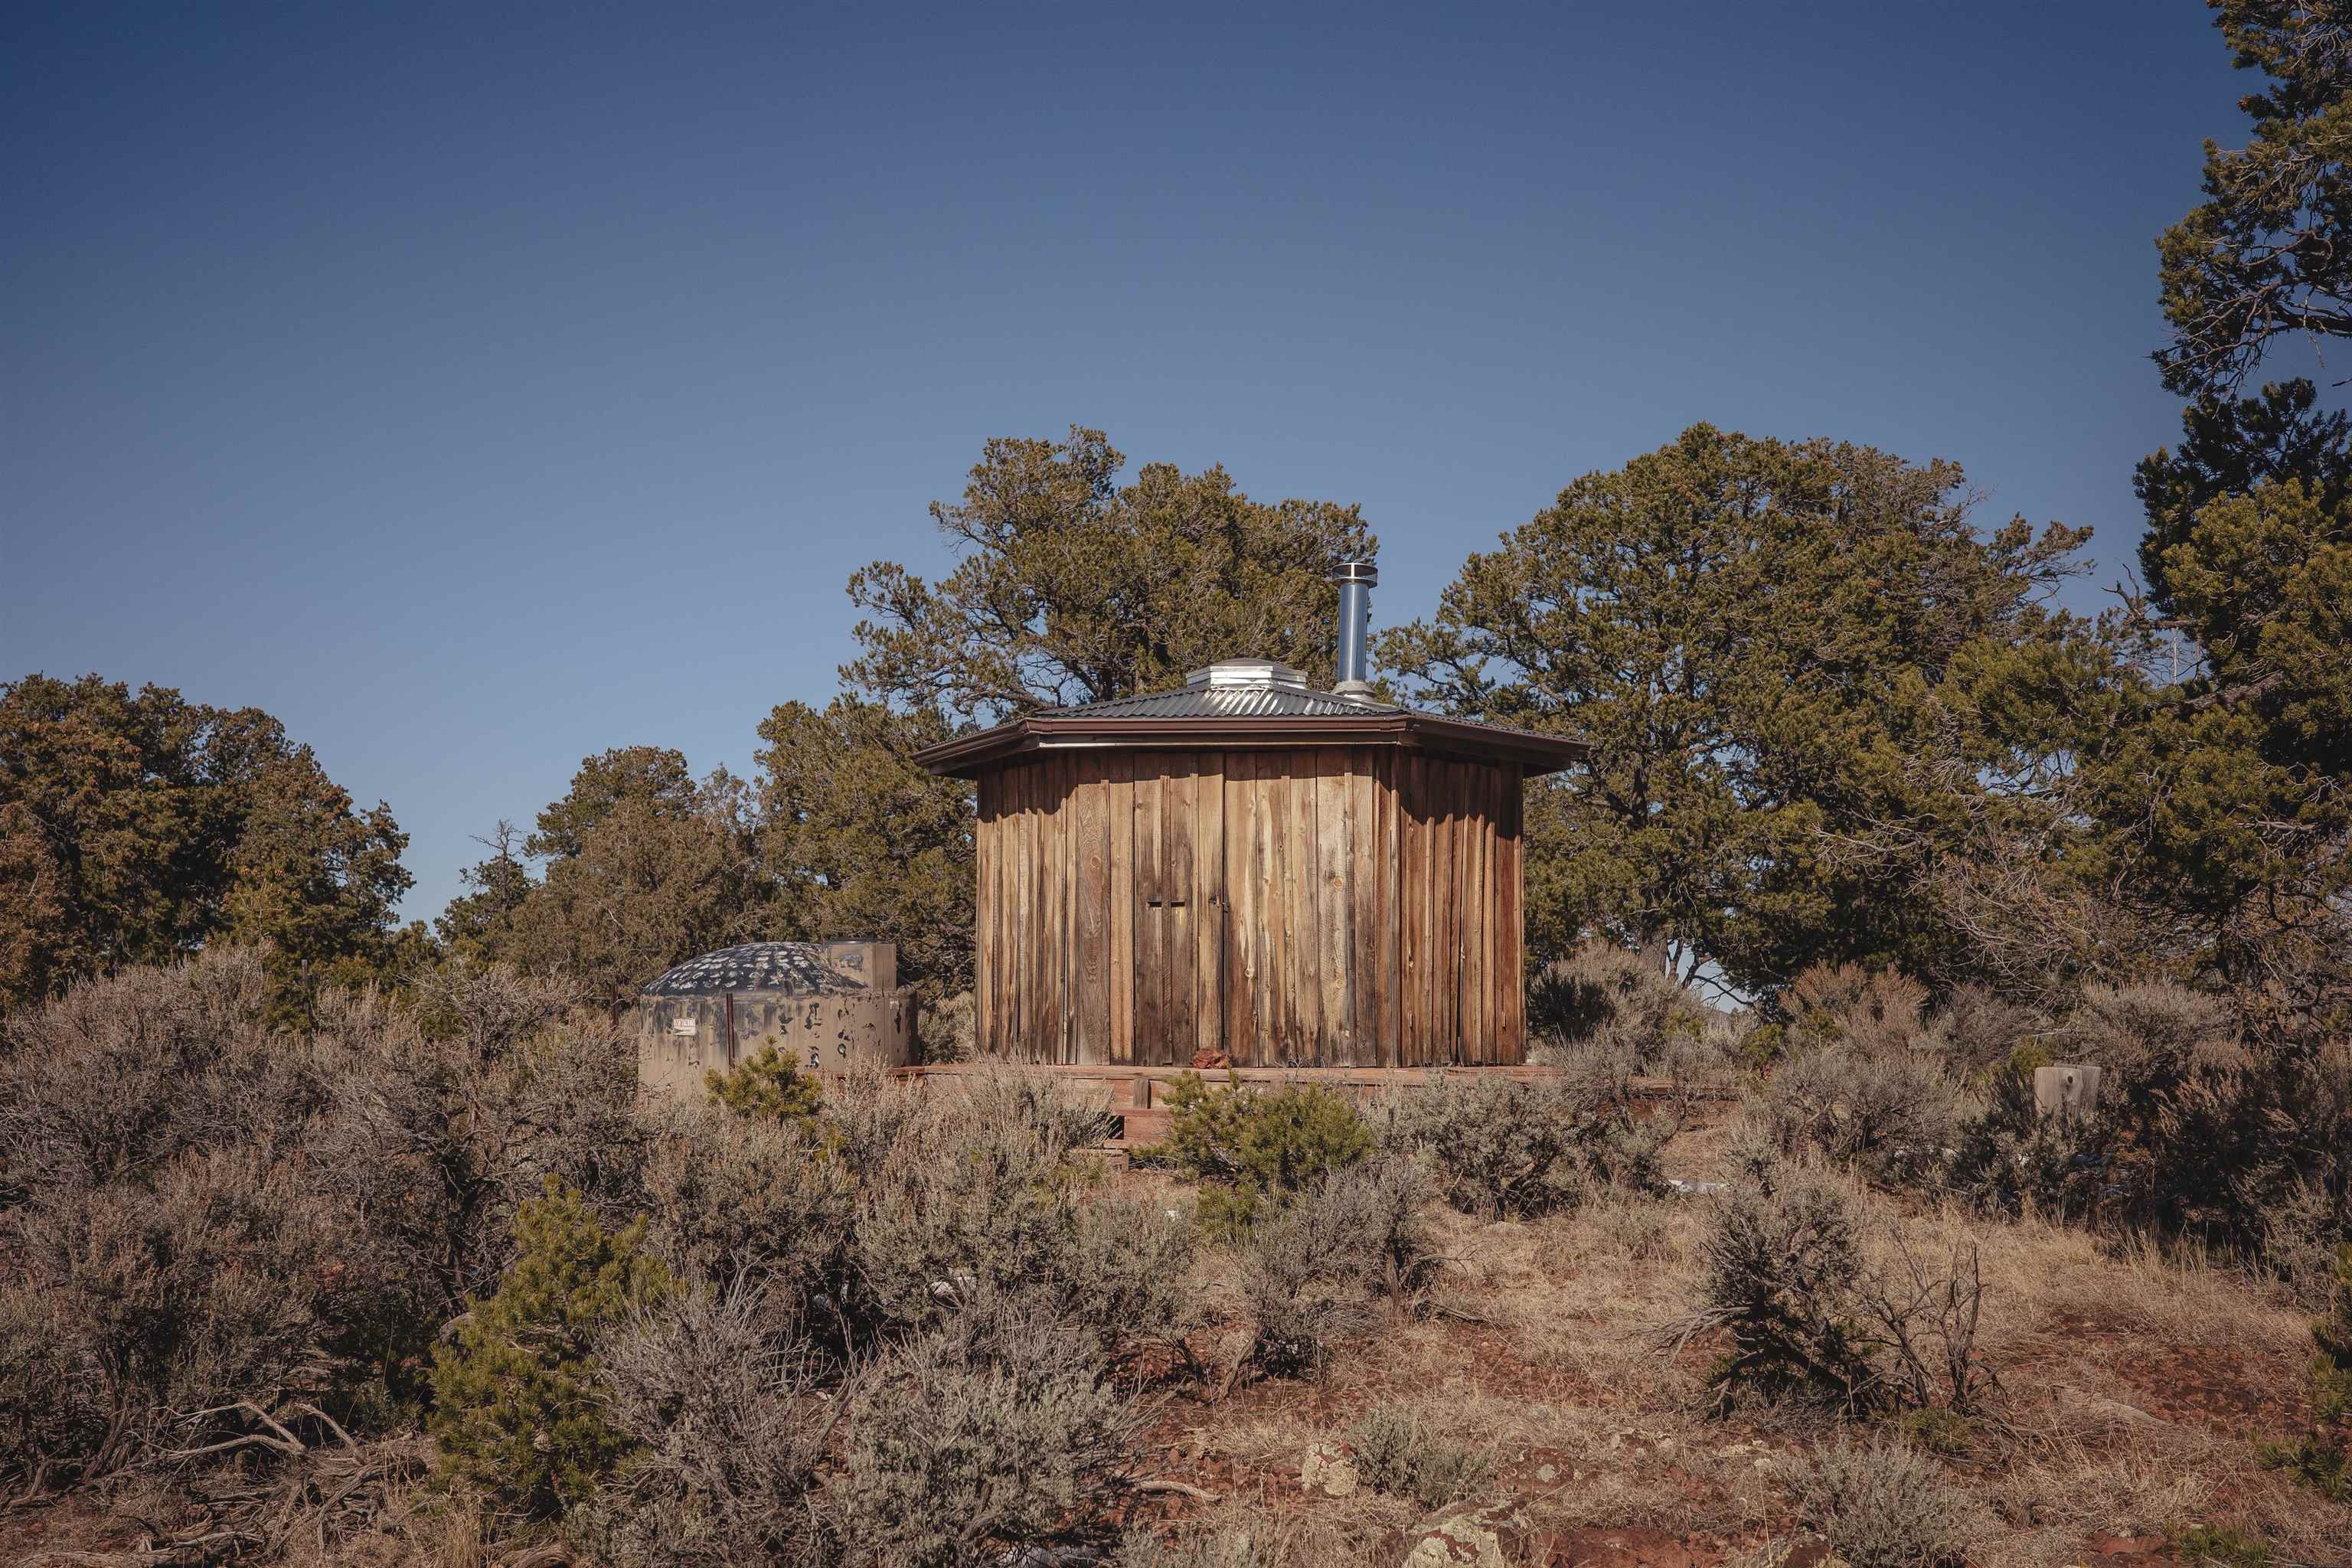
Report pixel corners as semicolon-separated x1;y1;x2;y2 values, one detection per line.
1110;1107;1172;1147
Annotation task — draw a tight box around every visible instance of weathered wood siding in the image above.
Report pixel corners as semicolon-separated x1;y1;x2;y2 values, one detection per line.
972;748;1525;1067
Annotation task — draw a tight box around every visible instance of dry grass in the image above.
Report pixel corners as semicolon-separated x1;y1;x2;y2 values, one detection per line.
1112;1107;2352;1568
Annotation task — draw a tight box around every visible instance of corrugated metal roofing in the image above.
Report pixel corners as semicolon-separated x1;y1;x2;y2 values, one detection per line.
1051;684;1406;720
911;657;1589;778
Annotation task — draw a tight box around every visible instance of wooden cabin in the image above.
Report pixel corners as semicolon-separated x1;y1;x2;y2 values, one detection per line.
916;655;1586;1070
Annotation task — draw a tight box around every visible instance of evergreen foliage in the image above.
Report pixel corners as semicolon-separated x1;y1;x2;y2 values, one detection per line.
1147;1071;1374;1236
842;426;1374;720
429;1180;676;1519
704;1044;826;1125
1382;423;2098;991
2154;2;2352;398
0;673;413;1021
2258;1242;2352;1501
754;695;975;1000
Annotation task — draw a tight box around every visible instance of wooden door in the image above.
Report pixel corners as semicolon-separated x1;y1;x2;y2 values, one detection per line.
1129;755;1225;1065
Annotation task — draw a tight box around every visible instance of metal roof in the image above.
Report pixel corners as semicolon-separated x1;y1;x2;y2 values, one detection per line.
913;658;1588;779
1052;684;1405;720
642;942;874;997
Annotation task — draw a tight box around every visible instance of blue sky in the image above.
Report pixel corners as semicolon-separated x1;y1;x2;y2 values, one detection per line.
2;2;2269;922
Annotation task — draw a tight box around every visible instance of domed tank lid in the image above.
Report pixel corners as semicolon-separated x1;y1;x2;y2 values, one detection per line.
642;942;871;997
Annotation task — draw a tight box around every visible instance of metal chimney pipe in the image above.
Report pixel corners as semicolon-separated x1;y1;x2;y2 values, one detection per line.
1332;559;1377;696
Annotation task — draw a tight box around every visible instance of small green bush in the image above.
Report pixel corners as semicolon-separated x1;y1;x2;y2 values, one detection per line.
0;1280;104;1485
2172;1523;2272;1568
704;1046;825;1125
851;1073;1198;1370
2255;1241;2352;1501
1783;964;1933;1059
1148;1072;1373;1237
818;1061;926;1187
1345;1401;1497;1510
430;1179;676;1519
1898;1406;1974;1458
1934;985;2048;1081
2311;1242;2352;1424
853;1089;1078;1330
1063;1197;1204;1370
1526;942;1707;1064
8;1145;341;1480
916;989;975;1064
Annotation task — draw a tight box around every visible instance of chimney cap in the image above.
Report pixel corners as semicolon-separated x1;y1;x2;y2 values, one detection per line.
1332;559;1377;584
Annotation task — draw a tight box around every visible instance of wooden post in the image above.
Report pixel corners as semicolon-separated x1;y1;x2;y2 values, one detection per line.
2033;1062;2102;1122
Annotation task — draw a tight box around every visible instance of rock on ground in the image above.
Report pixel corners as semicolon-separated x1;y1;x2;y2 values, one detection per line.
1402;1499;1530;1568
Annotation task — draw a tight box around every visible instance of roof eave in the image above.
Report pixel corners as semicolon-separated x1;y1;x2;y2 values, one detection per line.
913;713;1588;779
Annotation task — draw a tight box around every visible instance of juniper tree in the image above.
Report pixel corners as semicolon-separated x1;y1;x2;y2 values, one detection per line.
0;673;412;1018
843;426;1374;721
1381;424;2099;995
2155;0;2352;398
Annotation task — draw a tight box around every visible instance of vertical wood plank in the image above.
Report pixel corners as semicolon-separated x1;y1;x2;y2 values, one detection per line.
1467;761;1486;1067
1263;756;1291;1064
1289;752;1320;1064
1351;757;1380;1063
1048;754;1068;1064
1377;754;1402;1066
1498;763;1524;1063
1224;751;1257;1067
991;772;1009;1056
1071;756;1087;1064
1031;757;1050;1064
1109;753;1134;1064
1135;765;1164;1063
1075;756;1109;1064
1249;753;1272;1065
1433;762;1459;1063
1494;764;1510;1060
1471;766;1488;1063
1470;762;1490;1065
1439;761;1458;1067
1250;751;1279;1066
1397;756;1421;1067
1044;756;1063;1067
1001;766;1021;1062
1223;753;1247;1067
1194;752;1225;1063
972;773;991;1057
1462;764;1488;1066
1029;760;1048;1063
1315;749;1352;1067
1165;762;1197;1060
